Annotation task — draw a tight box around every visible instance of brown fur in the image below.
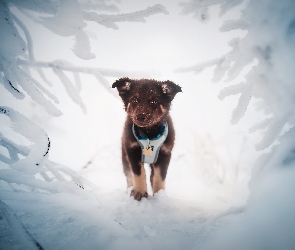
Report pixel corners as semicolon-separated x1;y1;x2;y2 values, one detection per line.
112;78;181;200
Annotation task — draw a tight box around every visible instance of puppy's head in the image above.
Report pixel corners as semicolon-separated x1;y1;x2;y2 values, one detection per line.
112;78;181;127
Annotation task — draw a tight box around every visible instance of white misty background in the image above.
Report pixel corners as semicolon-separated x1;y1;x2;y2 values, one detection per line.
0;0;295;249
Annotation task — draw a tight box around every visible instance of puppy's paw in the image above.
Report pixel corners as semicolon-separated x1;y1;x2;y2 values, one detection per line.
130;189;148;201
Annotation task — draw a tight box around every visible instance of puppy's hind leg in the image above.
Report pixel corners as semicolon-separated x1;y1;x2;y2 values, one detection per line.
150;165;154;190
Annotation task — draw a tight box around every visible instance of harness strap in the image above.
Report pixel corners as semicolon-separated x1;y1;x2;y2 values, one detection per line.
132;122;168;164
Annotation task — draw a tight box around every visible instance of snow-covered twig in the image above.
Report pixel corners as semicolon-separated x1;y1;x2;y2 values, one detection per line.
0;106;50;173
17;59;155;78
53;67;87;113
0;168;81;194
178;0;295;150
0;133;30;164
0;0;167;195
83;4;168;29
50;160;97;190
180;0;243;22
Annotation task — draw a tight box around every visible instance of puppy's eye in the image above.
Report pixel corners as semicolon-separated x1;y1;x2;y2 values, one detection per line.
132;98;138;104
150;100;157;105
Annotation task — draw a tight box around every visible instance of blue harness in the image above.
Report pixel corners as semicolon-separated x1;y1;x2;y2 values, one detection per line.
132;122;168;164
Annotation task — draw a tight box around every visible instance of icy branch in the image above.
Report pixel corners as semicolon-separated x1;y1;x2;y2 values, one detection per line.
50;160;97;190
219;81;253;124
17;59;153;78
0;0;168;195
83;4;168;29
0;106;50;174
17;59;156;100
0;133;30;164
180;0;243;22
178;0;295;150
220;19;250;32
72;29;96;59
0;169;82;194
53;67;87;113
0;1;26;56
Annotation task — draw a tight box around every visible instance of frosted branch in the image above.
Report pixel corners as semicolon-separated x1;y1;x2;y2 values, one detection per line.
0;1;26;56
83;4;169;29
175;56;225;74
249;118;272;133
219;0;243;17
255;113;290;151
0;133;30;164
179;0;295;150
50;160;97;190
17;59;155;79
220;19;250;32
0;0;169;196
218;80;253;125
11;13;35;61
0;169;82;194
1;77;25;99
180;0;243;22
72;29;96;60
52;68;87;114
78;2;119;12
0;106;51;174
14;66;62;116
73;72;82;92
93;71;118;98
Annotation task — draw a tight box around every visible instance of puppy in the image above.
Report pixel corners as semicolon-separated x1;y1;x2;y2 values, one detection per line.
112;78;181;200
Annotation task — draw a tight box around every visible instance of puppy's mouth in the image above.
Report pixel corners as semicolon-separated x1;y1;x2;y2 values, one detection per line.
132;113;156;127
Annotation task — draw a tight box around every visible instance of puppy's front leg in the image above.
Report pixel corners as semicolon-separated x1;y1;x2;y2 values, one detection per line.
151;149;171;195
126;147;148;201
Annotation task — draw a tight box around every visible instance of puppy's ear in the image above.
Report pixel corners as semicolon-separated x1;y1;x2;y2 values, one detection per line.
112;77;132;96
161;80;182;100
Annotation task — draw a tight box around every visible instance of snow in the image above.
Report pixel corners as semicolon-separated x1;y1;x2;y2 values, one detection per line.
0;186;217;250
1;0;295;249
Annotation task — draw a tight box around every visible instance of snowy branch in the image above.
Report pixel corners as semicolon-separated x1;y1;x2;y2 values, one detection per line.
0;106;50;173
178;0;295;150
83;4;169;29
180;0;243;22
0;133;30;164
17;59;154;79
0;0;166;194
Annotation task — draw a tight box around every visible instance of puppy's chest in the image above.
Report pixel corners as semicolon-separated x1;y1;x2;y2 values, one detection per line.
131;122;168;164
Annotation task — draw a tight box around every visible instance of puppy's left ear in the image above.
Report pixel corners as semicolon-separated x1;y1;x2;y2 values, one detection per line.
161;80;182;100
112;77;132;93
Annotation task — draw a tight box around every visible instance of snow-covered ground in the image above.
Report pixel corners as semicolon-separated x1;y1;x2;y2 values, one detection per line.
0;186;223;250
1;0;295;249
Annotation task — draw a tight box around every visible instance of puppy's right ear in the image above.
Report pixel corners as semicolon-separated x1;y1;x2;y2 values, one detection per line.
112;77;132;97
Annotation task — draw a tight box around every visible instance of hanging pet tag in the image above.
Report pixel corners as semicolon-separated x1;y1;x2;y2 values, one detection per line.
142;141;154;155
143;147;152;155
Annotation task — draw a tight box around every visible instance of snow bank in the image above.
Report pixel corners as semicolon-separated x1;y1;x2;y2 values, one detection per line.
0;186;219;250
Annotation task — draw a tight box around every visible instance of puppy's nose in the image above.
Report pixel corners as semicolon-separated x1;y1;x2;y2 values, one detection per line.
137;114;147;122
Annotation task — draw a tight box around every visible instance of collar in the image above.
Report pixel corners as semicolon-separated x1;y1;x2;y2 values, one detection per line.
132;122;168;164
132;122;167;140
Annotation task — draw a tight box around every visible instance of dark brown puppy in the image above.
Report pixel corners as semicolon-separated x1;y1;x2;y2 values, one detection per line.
112;78;181;201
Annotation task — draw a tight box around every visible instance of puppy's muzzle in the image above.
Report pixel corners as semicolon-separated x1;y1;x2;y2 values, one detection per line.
136;114;147;122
